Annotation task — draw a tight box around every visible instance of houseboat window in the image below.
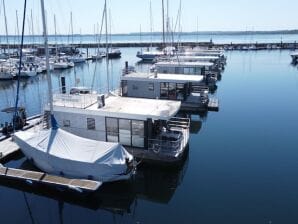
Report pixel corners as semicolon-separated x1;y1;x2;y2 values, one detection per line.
121;80;128;96
148;83;154;91
119;119;131;146
194;67;201;74
132;120;144;147
160;82;169;99
106;118;118;142
87;118;95;130
176;83;185;100
168;83;176;100
63;120;70;127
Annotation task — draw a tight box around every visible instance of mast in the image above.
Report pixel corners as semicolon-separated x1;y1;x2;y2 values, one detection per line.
16;10;20;51
161;0;165;49
2;0;9;53
104;0;110;93
40;0;54;117
54;14;58;57
70;11;74;45
149;0;153;49
30;9;35;45
13;0;27;131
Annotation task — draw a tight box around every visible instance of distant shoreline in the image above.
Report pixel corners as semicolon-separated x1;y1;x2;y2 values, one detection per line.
0;30;298;37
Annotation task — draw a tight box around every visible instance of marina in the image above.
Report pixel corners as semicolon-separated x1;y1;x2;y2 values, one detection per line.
0;0;298;223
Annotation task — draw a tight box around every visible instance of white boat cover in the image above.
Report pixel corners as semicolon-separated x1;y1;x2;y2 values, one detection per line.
14;128;133;182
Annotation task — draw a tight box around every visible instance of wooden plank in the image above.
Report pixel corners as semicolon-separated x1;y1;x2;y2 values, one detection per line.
0;165;102;192
0;138;20;161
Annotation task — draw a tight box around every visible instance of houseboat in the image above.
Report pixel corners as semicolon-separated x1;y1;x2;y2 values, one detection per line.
291;51;298;63
46;92;190;164
120;70;211;112
152;61;219;85
154;55;225;70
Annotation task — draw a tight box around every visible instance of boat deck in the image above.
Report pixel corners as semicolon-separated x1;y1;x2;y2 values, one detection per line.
0;165;102;192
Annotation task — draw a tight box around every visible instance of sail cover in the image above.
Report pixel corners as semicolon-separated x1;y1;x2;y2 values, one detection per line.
14;128;133;182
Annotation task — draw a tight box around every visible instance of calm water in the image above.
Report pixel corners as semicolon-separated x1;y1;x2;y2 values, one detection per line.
2;33;298;45
1;49;298;223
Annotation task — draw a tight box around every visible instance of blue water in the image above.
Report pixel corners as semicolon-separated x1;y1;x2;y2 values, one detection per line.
1;33;298;45
1;49;298;223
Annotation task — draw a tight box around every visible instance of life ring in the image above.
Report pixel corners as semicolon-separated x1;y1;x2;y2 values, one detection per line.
152;143;161;154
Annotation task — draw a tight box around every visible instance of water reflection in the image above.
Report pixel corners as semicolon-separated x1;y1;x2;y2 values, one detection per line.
0;152;189;219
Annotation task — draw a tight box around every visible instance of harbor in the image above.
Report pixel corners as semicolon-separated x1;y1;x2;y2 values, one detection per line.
0;0;298;223
1;46;298;223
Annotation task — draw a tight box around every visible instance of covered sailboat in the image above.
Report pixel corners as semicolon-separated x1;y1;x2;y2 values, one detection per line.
12;0;134;185
14;127;133;182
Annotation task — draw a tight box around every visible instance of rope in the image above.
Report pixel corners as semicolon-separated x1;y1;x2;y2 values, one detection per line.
13;0;27;132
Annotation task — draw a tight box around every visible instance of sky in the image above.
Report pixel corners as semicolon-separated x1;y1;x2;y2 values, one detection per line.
0;0;297;35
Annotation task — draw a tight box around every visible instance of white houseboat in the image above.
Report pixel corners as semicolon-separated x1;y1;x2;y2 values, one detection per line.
152;61;218;85
46;93;190;164
120;70;211;112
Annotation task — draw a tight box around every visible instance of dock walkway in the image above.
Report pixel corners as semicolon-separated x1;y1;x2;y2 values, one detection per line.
208;98;219;111
0;164;102;192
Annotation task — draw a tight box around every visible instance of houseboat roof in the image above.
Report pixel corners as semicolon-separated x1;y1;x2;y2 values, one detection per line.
174;55;220;60
52;95;181;121
121;72;204;83
155;61;214;67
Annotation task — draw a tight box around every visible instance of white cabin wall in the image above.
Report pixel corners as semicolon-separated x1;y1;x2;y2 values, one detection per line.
53;111;106;141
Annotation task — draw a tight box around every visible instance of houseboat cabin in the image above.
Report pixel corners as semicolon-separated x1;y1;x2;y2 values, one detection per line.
120;72;210;112
152;61;218;84
155;55;225;70
47;94;190;164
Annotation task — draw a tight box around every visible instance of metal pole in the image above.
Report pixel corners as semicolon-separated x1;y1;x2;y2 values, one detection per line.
104;0;110;93
40;0;54;115
162;0;165;49
2;0;9;53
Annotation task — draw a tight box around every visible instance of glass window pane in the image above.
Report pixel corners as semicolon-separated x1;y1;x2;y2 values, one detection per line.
168;83;176;100
87;118;95;130
119;119;131;146
160;82;168;99
106;118;118;142
132;120;144;147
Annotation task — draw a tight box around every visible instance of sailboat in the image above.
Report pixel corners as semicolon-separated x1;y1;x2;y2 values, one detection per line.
14;0;134;183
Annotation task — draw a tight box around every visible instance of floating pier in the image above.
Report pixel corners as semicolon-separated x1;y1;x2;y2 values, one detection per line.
208;98;219;111
0;115;42;161
0;137;20;161
0;41;297;51
0;164;102;192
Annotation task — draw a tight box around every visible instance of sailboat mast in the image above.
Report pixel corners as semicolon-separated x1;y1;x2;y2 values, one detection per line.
149;0;153;49
70;11;74;45
40;0;54;115
2;0;9;53
16;10;20;49
104;0;110;93
162;0;165;49
54;14;58;57
31;9;35;45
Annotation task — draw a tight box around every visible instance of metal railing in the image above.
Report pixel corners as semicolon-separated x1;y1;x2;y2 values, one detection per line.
52;93;98;109
148;134;183;155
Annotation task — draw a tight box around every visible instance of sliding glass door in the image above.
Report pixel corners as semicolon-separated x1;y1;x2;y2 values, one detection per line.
106;117;145;148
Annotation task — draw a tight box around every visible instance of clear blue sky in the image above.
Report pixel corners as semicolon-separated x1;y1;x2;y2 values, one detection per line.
0;0;297;35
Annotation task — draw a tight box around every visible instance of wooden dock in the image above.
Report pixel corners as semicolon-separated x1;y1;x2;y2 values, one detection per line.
208;98;219;111
0;138;20;161
0;164;102;192
0;115;42;161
